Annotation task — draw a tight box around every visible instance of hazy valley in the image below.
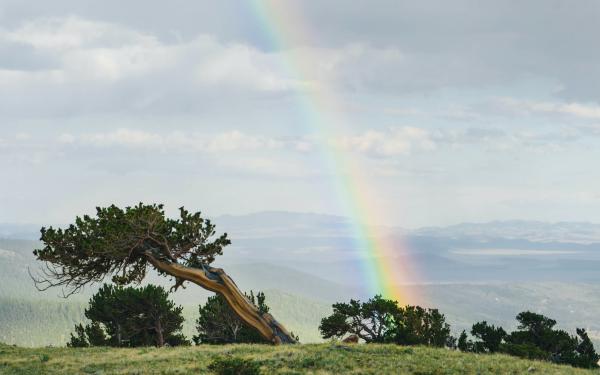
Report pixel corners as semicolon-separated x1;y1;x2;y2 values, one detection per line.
1;211;599;348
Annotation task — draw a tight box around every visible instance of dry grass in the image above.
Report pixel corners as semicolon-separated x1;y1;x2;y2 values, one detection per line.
1;342;599;374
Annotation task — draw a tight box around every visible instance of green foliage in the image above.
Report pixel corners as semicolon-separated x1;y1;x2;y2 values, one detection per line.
393;305;452;347
576;328;600;368
194;291;271;345
67;324;88;348
573;328;600;369
319;296;452;347
166;333;191;347
69;283;188;347
319;295;399;343
458;311;599;369
500;342;548;360
318;309;352;341
457;330;471;352
85;322;109;346
470;321;506;353
0;343;595;374
516;311;557;335
32;204;230;295
0;290;326;347
208;356;262;375
506;311;579;365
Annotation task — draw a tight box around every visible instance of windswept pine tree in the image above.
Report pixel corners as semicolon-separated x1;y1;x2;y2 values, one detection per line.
31;203;296;344
68;284;186;347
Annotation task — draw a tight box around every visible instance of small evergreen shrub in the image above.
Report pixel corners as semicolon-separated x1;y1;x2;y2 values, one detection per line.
208;356;261;375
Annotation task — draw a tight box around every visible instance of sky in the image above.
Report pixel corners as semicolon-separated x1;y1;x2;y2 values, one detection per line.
1;0;600;228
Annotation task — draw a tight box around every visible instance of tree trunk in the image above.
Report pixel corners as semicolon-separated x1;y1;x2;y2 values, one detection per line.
156;319;165;347
116;323;122;346
145;254;297;344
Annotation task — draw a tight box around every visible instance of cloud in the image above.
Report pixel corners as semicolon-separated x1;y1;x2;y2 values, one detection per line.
0;16;305;116
3;1;600;102
55;124;582;162
3;16;155;50
496;98;600;120
57;128;286;153
49;128;320;179
337;126;436;156
423;125;588;154
194;43;301;92
12;14;598;119
0;16;396;104
58;127;442;158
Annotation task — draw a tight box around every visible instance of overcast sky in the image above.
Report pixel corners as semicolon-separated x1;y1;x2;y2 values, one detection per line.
2;0;600;227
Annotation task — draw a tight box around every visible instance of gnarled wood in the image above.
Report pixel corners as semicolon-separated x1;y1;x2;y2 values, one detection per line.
145;253;297;344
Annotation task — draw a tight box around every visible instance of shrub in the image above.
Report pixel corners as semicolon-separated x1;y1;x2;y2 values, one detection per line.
194;291;271;344
501;342;548;360
67;324;88;348
457;330;472;352
470;321;506;353
319;295;400;343
67;284;187;348
208;356;261;375
393;305;452;347
459;311;600;369
320;296;453;347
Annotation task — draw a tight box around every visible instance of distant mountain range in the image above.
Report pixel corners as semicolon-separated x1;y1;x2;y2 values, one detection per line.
3;213;600;286
415;220;600;244
0;224;40;240
6;212;600;243
2;212;600;346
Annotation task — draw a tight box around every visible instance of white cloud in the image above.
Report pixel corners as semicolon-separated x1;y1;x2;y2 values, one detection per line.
58;128;285;153
51;128;315;178
195;43;301;92
205;130;283;152
496;98;600;120
0;16;301;107
3;16;155;50
337;126;436;156
429;126;574;153
0;15;520;116
56;126;444;161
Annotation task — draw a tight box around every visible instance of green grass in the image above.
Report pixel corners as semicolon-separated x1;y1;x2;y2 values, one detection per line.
0;343;598;375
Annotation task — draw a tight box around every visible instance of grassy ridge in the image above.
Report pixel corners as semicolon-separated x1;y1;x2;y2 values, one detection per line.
0;291;330;347
0;343;598;375
0;298;86;347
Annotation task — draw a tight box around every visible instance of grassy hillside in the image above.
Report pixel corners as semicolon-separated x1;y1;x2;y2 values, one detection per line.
422;283;600;346
0;290;331;347
0;298;86;347
1;343;598;375
3;230;600;347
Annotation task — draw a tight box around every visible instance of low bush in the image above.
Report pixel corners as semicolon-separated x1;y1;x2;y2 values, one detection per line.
207;356;261;375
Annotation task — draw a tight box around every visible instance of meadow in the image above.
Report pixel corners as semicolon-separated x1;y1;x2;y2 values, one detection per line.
1;343;599;375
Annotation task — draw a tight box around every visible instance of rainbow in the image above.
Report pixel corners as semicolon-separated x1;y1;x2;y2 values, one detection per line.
248;1;419;304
